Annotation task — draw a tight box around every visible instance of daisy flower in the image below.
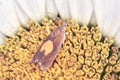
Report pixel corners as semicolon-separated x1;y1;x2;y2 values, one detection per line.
0;0;120;80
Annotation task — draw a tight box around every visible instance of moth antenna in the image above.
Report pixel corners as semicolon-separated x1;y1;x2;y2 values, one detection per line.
38;62;42;66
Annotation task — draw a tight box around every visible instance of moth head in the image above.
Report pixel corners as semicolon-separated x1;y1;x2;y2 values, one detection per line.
52;22;68;37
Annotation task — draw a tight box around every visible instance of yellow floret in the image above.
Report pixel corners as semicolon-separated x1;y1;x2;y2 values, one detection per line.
0;17;120;80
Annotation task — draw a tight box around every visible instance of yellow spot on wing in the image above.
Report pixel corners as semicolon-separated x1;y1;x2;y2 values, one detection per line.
40;40;53;56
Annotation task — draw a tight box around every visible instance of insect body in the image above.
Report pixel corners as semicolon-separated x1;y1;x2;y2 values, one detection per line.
31;22;67;70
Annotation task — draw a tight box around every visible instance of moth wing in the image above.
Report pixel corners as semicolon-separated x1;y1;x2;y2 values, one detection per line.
39;51;58;70
31;48;45;63
31;23;66;70
31;35;52;63
39;33;65;70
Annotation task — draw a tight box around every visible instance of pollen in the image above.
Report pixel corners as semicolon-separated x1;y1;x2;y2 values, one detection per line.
0;17;120;80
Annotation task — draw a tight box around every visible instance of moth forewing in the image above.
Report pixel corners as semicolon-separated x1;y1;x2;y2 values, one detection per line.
31;22;67;70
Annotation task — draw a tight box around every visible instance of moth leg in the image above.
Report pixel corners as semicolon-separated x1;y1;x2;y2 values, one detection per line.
61;34;66;48
65;32;69;35
62;32;68;45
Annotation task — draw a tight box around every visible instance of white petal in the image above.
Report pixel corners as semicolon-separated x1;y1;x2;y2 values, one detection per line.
0;32;5;44
89;12;97;24
0;0;20;31
16;0;45;21
68;0;78;22
45;0;58;17
33;0;46;20
93;0;120;35
111;1;120;36
0;11;15;36
69;0;93;24
93;0;105;33
93;0;120;46
114;25;120;46
55;0;70;19
13;0;29;25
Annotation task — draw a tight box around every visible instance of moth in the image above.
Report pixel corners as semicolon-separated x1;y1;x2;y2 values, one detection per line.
31;20;67;70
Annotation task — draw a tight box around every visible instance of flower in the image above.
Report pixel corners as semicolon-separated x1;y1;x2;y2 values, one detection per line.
0;0;120;80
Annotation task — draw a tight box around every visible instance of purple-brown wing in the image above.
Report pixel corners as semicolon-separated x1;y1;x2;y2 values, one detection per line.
39;33;65;70
31;23;67;70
